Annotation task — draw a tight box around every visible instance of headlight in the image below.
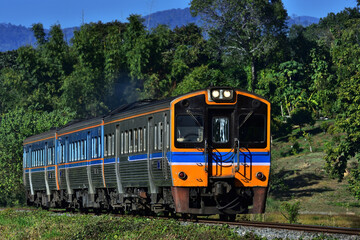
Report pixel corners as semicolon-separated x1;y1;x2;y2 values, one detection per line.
212;90;220;98
209;88;235;102
223;90;232;98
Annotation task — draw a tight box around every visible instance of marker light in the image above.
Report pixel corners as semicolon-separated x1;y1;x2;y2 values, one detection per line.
212;90;220;98
256;172;265;181
223;90;232;98
178;171;187;180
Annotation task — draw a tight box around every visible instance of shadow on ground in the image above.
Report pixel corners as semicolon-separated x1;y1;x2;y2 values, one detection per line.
269;170;333;200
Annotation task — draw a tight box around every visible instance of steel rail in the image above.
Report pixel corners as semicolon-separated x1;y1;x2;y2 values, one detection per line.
197;219;360;236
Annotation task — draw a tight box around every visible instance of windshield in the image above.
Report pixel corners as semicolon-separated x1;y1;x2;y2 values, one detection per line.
212;117;229;143
176;115;204;143
239;114;265;144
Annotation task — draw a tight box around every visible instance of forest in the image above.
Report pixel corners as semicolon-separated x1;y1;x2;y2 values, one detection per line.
0;0;359;206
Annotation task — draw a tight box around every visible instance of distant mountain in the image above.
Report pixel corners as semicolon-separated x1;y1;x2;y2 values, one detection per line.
0;23;35;52
0;8;319;52
287;16;320;27
143;8;201;30
143;8;319;29
0;23;77;52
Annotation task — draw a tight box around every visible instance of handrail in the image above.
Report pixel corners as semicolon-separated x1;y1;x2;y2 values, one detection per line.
235;138;240;172
204;139;208;172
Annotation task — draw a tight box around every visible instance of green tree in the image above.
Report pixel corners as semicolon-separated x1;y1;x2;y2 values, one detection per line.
31;23;46;46
324;19;360;200
172;65;224;96
0;108;73;206
190;0;288;91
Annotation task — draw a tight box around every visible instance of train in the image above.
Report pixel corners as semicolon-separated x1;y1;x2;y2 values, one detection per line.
23;87;271;219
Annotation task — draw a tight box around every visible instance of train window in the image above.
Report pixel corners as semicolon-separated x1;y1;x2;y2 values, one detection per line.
59;145;61;163
129;130;133;153
52;147;55;164
47;148;50;164
176;115;204;143
239;114;266;147
61;145;65;163
78;141;81;160
166;123;170;149
154;125;157;150
134;129;138;153
69;143;71;162
158;123;163;150
111;134;115;156
104;135;108;156
91;138;94;158
143;127;147;152
80;140;82;160
212;117;229;143
138;129;142;152
81;140;85;160
98;137;101;158
125;131;128;154
95;137;98;158
72;143;75;161
109;134;112;156
105;134;112;156
73;142;75;161
82;140;85;159
121;132;124;154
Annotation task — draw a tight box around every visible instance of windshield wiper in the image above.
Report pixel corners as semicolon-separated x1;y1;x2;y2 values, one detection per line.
186;109;203;128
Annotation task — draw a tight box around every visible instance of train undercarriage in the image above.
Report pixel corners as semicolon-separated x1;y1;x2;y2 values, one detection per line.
27;181;267;219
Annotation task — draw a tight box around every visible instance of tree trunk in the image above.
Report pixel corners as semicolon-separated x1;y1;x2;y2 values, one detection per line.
248;58;257;92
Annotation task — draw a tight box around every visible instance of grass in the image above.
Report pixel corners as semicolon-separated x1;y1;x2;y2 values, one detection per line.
0;209;254;240
267;120;360;227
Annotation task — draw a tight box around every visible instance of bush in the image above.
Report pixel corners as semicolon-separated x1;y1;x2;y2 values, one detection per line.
289;108;315;131
348;167;360;201
281;201;301;224
320;121;330;133
271;117;292;138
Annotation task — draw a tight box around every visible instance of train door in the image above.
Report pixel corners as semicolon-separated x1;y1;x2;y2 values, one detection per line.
44;142;50;196
147;117;157;194
115;124;124;194
207;109;236;178
29;146;34;196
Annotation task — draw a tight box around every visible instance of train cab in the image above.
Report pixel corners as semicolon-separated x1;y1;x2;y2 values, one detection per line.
169;87;271;215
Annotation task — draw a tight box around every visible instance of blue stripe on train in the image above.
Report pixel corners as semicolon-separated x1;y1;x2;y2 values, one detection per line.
169;152;270;164
24;151;270;173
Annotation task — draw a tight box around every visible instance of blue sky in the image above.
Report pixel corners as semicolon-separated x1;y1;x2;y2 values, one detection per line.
0;0;358;28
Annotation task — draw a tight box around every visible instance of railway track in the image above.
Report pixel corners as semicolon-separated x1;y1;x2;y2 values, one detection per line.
197;219;360;236
4;208;360;237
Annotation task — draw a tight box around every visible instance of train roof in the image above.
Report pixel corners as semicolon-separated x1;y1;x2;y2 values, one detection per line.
23;129;56;145
23;87;270;146
104;97;175;122
57;116;103;135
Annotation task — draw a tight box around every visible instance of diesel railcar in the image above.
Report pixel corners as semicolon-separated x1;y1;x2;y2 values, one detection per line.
23;87;271;217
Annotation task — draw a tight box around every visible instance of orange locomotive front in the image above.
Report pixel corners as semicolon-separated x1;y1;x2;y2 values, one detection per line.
168;87;270;217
